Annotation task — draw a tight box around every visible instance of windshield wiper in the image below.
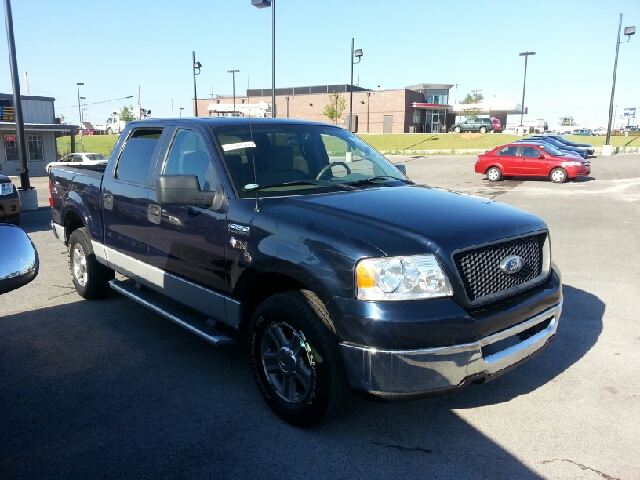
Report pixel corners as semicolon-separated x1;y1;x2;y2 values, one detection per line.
243;179;357;192
345;175;411;186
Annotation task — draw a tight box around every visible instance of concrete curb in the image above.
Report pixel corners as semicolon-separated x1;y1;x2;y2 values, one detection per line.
378;146;640;156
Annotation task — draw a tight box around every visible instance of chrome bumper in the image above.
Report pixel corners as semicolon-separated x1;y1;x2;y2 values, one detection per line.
339;299;562;396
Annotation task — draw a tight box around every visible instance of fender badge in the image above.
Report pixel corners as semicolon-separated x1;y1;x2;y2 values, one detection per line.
228;223;250;235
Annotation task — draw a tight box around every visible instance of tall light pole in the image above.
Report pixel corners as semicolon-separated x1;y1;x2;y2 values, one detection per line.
4;0;31;190
179;107;184;117
349;38;363;132
251;0;275;117
192;51;202;117
76;82;84;140
519;51;535;127
227;69;239;115
604;14;635;153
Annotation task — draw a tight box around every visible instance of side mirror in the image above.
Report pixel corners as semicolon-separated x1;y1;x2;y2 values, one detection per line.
395;164;407;175
0;224;39;295
156;175;215;207
538;154;545;159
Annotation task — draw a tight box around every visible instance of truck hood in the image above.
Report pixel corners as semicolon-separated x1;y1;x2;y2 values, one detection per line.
266;185;546;256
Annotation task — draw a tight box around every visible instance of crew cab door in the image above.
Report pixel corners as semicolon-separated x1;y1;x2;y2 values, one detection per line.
101;125;169;264
146;126;228;294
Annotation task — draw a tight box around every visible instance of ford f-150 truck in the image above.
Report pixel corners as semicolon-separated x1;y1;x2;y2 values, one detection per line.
50;117;563;427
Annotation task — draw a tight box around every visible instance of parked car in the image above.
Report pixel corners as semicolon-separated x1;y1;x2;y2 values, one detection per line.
591;127;608;136
46;152;109;173
524;136;588;158
475;142;590;183
450;117;495;133
0;174;20;225
545;135;595;155
572;129;592;136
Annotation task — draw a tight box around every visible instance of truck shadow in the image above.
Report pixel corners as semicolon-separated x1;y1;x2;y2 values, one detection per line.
0;284;599;479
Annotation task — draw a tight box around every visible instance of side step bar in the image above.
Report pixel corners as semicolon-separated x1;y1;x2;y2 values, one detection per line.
109;279;235;346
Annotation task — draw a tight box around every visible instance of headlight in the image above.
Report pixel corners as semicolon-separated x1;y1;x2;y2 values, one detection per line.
562;161;583;167
0;183;14;195
356;255;453;301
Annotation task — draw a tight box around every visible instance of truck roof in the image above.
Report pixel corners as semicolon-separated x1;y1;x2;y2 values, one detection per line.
127;117;334;129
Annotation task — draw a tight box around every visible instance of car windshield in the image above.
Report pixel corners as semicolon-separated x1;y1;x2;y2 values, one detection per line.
85;154;107;161
212;123;409;198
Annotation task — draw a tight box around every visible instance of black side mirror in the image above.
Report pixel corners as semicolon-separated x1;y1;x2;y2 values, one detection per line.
395;164;407;175
0;225;39;294
156;175;215;207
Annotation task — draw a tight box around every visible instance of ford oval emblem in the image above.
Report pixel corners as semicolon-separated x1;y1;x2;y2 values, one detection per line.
500;255;524;274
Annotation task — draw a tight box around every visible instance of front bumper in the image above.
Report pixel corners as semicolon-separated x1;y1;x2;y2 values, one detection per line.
339;299;562;399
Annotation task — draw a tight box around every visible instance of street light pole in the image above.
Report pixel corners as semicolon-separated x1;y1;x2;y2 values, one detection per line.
192;51;202;117
251;0;276;116
519;51;536;127
349;38;363;132
605;14;635;150
227;69;239;115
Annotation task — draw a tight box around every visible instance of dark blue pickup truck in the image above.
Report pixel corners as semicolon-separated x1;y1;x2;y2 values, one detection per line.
50;117;562;427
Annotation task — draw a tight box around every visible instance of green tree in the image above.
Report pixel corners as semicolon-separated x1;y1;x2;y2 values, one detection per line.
560;116;576;126
460;92;484;121
323;92;346;125
119;106;136;123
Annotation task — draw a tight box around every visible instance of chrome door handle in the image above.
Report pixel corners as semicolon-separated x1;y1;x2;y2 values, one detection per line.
147;204;161;224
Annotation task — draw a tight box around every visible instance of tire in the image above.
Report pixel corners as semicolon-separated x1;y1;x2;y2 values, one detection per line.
486;166;503;182
479;126;487;134
249;290;349;427
454;126;461;133
550;168;568;184
106;128;113;135
68;227;114;299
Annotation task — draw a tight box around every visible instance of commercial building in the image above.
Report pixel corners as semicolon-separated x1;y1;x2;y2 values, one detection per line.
0;93;74;177
196;83;525;134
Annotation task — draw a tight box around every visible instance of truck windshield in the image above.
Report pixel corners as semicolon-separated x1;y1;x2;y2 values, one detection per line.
212;124;408;198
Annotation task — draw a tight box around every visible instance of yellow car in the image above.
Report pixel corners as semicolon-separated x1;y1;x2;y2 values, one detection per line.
0;174;21;225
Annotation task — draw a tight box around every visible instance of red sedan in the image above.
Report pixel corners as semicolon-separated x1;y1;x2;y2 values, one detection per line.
475;143;590;183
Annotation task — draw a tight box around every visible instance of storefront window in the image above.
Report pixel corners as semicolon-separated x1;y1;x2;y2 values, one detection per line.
28;135;44;161
3;134;18;161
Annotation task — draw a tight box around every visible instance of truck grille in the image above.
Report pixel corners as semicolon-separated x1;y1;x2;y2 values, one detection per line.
453;233;547;304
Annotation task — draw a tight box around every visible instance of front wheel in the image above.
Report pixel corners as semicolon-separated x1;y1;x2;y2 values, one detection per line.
550;168;568;183
68;227;114;299
486;166;503;181
249;290;349;427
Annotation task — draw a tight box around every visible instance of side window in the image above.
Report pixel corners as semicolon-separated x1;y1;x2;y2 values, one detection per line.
162;129;216;191
116;128;163;184
521;147;539;158
498;147;516;156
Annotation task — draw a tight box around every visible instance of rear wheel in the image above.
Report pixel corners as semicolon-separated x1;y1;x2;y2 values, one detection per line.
479;126;487;133
486;166;503;181
550;168;568;183
68;227;114;299
249;290;349;427
454;126;461;133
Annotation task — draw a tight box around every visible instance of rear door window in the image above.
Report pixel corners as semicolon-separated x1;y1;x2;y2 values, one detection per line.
116;128;164;184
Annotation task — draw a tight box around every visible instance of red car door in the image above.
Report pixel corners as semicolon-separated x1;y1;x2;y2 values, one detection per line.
518;146;545;176
493;145;518;175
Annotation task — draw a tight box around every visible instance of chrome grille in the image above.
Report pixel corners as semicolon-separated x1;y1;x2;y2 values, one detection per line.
453;233;546;303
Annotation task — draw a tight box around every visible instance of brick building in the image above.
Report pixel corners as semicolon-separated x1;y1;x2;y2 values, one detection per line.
195;83;454;134
194;83;524;134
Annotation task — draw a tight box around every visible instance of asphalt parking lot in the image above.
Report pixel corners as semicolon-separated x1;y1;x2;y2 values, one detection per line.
2;154;639;479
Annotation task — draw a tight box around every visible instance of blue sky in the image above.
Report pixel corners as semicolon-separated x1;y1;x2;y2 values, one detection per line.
0;0;638;128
